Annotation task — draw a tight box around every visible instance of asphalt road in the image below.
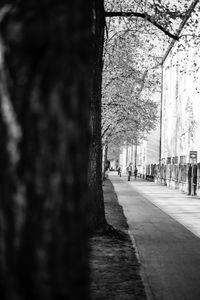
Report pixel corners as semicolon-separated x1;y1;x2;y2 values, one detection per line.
110;172;200;300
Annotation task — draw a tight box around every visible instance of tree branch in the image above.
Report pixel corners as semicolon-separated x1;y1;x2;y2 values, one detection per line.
105;11;179;41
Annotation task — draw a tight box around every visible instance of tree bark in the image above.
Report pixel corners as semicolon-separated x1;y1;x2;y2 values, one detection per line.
0;1;93;299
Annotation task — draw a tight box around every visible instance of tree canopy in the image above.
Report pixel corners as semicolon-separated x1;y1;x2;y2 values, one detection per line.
102;0;199;147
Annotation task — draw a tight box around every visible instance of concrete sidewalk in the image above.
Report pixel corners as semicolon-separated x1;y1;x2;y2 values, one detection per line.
109;173;200;300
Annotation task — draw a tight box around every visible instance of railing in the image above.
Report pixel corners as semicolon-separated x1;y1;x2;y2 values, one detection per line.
144;163;200;196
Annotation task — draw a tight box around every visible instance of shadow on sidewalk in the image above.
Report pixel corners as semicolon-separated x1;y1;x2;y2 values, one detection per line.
90;178;147;300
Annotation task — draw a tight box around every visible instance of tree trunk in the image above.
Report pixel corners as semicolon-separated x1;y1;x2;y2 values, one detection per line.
0;1;93;299
102;143;108;180
88;0;106;232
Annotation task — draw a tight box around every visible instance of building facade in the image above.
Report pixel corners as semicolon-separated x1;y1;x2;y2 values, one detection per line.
161;40;200;167
118;124;160;178
159;3;200;195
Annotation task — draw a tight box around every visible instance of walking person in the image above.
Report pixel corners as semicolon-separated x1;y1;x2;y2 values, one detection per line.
127;163;133;181
134;167;138;180
118;166;122;177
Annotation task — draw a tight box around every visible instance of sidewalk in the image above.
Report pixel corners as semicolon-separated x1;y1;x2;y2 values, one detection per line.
110;173;200;300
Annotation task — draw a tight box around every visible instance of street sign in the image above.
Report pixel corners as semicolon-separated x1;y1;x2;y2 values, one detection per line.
189;151;197;164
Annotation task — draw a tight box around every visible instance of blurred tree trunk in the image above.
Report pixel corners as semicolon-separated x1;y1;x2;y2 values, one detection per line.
88;0;107;232
0;1;93;299
102;142;108;180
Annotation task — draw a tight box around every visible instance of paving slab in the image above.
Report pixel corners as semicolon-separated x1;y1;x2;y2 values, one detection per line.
109;173;200;300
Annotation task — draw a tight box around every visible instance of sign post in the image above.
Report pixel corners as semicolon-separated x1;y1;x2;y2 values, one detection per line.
189;151;197;164
189;151;197;196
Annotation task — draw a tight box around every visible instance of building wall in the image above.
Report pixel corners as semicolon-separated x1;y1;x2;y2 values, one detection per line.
159;5;200;195
161;5;200;166
146;126;160;165
136;125;160;177
118;123;160;177
161;37;200;165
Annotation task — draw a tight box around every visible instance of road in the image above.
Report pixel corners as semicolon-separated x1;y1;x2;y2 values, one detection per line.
109;172;200;300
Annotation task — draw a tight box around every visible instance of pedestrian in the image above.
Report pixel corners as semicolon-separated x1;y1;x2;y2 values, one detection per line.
127;163;133;181
134;167;138;180
118;166;122;177
188;164;192;195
